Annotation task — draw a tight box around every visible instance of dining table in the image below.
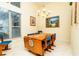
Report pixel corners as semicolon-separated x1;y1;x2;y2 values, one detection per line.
24;33;54;56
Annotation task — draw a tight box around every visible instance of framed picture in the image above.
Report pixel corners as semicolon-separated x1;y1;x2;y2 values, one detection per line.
46;16;59;28
30;16;36;26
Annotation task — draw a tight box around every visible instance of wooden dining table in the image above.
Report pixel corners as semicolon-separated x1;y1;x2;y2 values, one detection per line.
24;33;53;56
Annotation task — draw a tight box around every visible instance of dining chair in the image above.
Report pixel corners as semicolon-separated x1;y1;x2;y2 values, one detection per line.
0;33;12;50
46;35;53;52
51;33;56;47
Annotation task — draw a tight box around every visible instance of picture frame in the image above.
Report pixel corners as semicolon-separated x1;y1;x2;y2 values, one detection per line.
46;16;59;28
30;16;36;26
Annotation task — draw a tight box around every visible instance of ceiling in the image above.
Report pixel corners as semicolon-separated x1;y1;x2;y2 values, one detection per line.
32;2;68;9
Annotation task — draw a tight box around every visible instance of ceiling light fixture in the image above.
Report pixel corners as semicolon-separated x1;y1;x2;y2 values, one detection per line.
37;8;51;18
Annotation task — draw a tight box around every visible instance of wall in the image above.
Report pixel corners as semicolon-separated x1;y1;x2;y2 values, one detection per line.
71;2;79;55
21;3;38;38
36;3;71;42
71;25;79;55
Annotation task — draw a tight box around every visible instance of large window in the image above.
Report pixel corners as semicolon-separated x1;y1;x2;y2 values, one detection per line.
0;7;21;39
0;8;9;39
11;11;21;38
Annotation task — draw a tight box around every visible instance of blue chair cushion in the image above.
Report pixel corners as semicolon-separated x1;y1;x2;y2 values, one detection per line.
47;36;51;41
0;41;12;45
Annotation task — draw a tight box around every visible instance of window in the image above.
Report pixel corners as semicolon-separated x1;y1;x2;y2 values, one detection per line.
12;27;21;38
11;12;20;26
11;11;21;38
0;8;9;39
11;2;20;8
0;7;21;39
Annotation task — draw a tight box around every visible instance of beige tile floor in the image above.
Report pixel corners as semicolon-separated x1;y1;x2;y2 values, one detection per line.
4;38;73;56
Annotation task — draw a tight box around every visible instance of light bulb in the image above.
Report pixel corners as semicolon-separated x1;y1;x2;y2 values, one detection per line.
42;9;46;11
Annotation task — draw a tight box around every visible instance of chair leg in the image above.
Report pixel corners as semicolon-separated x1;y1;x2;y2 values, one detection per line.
46;49;51;52
50;48;54;50
53;45;56;47
50;46;54;50
45;46;51;52
52;43;56;47
4;45;11;50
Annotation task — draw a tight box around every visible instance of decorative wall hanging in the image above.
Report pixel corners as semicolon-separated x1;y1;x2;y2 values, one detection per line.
74;2;77;24
46;16;59;28
30;16;36;26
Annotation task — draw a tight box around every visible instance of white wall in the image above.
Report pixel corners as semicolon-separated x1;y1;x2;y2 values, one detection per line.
21;3;38;38
37;3;71;42
71;25;79;55
71;2;79;55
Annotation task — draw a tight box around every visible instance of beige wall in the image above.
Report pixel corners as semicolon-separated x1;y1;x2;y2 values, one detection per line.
71;25;79;55
21;3;38;38
71;2;79;55
36;3;71;42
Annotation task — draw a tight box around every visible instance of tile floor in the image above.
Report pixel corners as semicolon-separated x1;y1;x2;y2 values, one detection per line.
4;38;73;56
